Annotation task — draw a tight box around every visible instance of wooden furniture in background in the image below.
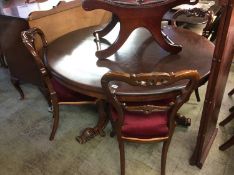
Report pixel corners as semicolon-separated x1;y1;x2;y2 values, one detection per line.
101;70;199;175
28;0;111;49
219;88;234;151
190;0;234;168
0;0;111;99
82;0;198;59
0;15;42;99
21;27;99;140
171;7;215;103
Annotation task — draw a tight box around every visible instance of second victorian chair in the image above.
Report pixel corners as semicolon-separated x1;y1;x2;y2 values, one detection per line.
101;70;199;175
21;28;98;140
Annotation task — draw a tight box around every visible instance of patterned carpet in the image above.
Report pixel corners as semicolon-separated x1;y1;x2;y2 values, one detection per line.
0;66;234;175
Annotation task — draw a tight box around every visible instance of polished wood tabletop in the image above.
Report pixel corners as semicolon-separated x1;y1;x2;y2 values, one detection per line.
45;24;214;99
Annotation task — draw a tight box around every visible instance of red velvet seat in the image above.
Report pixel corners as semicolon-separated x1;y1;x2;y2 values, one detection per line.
51;78;96;102
111;109;169;139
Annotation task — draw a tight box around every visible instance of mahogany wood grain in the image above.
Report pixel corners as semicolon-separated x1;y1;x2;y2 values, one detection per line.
82;0;199;59
45;25;214;100
190;0;234;168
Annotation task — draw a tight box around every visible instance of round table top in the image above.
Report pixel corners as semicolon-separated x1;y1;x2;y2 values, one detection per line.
45;24;214;99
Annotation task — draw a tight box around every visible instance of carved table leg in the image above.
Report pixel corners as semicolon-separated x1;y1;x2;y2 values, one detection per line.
176;113;191;127
10;77;24;100
76;99;109;144
94;14;118;38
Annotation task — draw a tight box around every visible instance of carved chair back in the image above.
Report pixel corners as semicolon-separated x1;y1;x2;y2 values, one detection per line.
101;70;200;141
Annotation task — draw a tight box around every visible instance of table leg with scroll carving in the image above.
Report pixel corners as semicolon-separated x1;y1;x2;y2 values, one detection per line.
76;99;109;144
176;113;191;127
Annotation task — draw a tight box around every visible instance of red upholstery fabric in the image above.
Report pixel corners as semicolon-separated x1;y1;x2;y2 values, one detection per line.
51;78;96;102
111;109;169;139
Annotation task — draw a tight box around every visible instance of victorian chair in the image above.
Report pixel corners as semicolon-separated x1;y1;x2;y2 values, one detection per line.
21;28;98;140
219;88;234;150
101;70;199;175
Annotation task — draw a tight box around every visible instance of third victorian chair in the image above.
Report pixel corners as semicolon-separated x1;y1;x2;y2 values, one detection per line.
101;70;199;175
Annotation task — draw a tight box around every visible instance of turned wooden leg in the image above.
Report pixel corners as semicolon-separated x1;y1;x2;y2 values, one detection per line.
10;77;24;100
219;135;234;151
76;99;109;144
161;126;174;175
95;23;133;59
219;112;234;126
94;14;118;38
195;88;201;102
161;140;170;175
176;113;191;127
118;139;125;175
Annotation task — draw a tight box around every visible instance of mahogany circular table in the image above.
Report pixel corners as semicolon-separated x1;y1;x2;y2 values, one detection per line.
44;24;214;143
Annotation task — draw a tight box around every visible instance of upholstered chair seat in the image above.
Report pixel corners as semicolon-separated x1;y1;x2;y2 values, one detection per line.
111;109;169;139
51;78;96;102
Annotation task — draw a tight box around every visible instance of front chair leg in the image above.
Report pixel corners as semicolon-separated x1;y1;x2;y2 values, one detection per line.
161;136;173;175
10;77;24;100
119;140;125;175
